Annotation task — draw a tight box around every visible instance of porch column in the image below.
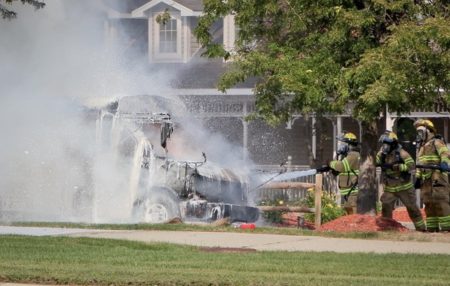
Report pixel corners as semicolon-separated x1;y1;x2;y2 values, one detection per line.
148;16;153;63
336;116;343;152
312;116;317;160
332;120;336;156
223;15;236;54
385;105;395;131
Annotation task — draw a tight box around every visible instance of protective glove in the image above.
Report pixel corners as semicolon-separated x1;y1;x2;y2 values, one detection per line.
316;165;331;173
440;162;449;172
414;178;422;189
380;163;393;170
392;164;401;172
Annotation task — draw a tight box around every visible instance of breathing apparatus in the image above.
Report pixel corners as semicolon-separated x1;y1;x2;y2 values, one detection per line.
379;131;398;156
336;132;358;158
414;119;436;147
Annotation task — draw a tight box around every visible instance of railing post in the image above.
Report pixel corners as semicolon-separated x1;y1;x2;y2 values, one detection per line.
314;173;323;228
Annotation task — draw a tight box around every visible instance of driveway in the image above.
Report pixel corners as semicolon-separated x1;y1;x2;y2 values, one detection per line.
1;225;449;254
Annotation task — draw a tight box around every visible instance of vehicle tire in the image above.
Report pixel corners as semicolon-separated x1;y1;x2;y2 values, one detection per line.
133;187;181;224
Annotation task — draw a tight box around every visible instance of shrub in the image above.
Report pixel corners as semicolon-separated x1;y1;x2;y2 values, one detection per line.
299;188;345;224
259;195;289;224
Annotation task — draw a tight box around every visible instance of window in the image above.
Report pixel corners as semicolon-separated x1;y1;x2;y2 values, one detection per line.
153;12;182;61
159;18;177;53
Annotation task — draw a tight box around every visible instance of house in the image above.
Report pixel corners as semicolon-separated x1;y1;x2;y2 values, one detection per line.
98;0;449;167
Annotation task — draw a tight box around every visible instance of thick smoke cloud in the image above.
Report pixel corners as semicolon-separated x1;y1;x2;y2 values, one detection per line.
0;0;259;223
0;0;173;222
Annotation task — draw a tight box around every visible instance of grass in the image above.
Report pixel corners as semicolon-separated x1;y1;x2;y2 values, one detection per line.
0;235;449;286
8;221;450;243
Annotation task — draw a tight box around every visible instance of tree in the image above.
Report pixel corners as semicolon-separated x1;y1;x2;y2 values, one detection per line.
1;0;45;19
195;0;449;214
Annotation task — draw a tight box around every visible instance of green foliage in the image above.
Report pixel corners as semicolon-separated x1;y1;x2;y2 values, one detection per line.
300;189;345;224
0;0;45;20
155;9;171;25
195;0;450;124
259;195;289;224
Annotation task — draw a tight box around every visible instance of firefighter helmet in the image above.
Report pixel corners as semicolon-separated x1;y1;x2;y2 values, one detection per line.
337;132;358;146
413;119;436;133
379;131;398;145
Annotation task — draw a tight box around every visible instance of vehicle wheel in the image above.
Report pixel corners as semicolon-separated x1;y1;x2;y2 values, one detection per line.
133;187;181;224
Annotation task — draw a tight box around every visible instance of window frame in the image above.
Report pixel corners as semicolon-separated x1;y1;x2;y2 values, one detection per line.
154;12;182;61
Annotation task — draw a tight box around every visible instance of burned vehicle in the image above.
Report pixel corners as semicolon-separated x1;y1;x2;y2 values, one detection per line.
94;95;259;224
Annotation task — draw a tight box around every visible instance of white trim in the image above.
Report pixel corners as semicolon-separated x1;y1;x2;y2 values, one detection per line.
223;15;236;52
153;12;183;61
388;112;450;118
132;0;201;17
183;16;189;62
312;117;317;160
148;16;153;62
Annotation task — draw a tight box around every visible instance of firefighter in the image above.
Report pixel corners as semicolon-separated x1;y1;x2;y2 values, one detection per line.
329;132;360;214
376;131;425;231
414;119;450;232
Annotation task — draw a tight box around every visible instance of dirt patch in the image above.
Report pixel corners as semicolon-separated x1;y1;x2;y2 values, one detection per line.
318;214;408;232
199;247;257;253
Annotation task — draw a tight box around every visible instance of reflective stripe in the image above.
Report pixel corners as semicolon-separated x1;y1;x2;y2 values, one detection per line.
416;165;433;180
414;219;425;227
439;215;450;228
339;188;358;196
342;158;351;173
414;219;426;230
384;182;414;192
376;155;381;164
418;155;440;163
426;217;439;229
437;146;449;156
420;172;432;179
400;164;408;172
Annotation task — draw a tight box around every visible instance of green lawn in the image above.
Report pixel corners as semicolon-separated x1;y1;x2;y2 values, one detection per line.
0;235;449;286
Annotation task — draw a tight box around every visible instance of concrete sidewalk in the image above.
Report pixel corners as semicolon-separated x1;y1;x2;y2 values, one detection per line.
1;225;450;254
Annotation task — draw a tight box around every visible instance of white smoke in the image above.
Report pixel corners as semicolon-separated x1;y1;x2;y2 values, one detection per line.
0;0;174;223
0;0;260;224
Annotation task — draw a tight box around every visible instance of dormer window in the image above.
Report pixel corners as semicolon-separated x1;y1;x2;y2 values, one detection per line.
154;13;182;61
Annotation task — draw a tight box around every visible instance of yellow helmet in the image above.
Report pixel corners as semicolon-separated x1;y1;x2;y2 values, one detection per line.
379;131;398;144
414;119;436;133
337;132;358;145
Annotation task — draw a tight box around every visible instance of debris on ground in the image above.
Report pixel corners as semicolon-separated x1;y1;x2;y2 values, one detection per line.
212;218;230;226
318;214;408;232
231;222;257;229
280;212;315;229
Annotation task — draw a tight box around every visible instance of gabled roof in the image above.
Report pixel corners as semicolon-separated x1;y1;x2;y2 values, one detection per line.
132;0;203;17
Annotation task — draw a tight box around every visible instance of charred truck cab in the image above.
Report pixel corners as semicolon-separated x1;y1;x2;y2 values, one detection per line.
94;95;259;224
